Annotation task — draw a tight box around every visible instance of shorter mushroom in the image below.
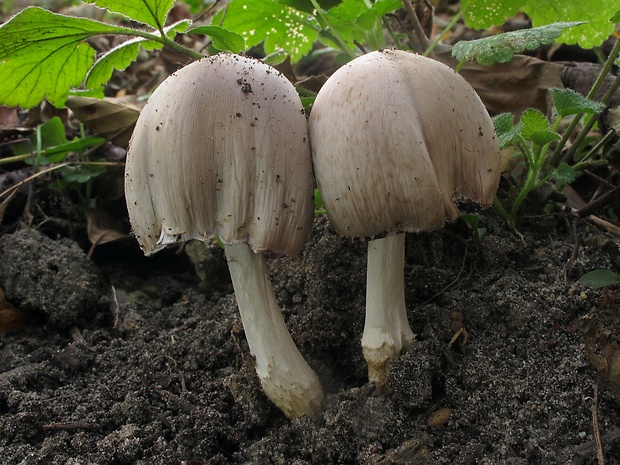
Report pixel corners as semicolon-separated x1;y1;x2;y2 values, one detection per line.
125;53;323;418
309;49;501;383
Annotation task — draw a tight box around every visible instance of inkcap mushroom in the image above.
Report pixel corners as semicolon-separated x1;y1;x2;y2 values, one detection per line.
309;49;501;384
125;53;323;418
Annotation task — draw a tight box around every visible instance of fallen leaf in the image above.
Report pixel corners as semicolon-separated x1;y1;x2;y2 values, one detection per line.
85;207;127;247
65;95;143;148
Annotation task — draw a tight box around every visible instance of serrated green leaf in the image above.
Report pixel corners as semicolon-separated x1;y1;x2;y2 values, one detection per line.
550;162;577;184
188;25;246;53
523;0;617;49
492;113;521;149
86;39;161;90
86;21;189;90
462;0;523;29
218;0;318;62
452;22;584;66
611;10;620;23
521;109;560;145
521;109;550;134
0;7;130;108
83;0;174;29
550;88;606;120
578;269;620;288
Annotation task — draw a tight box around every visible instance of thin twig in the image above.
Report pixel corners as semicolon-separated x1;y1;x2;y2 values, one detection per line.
401;0;431;53
593;383;605;465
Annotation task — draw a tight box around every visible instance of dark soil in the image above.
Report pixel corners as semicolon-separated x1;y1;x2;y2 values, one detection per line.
1;209;620;465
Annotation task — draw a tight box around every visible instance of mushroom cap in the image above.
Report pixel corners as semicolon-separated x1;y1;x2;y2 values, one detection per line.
309;49;501;239
125;54;314;256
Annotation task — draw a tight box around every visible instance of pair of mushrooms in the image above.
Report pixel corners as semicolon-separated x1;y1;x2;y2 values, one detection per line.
124;50;500;419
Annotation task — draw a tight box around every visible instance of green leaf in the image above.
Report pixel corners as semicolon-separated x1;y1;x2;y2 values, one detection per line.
523;0;617;49
188;25;246;53
218;0;318;62
578;270;620;288
14;117;106;164
550;88;606;120
550;162;577;184
0;7;129;108
83;0;174;29
325;0;400;48
86;21;190;90
86;39;161;90
452;22;585;66
492;113;521;150
60;163;107;184
462;0;617;49
520;108;560;146
461;0;523;29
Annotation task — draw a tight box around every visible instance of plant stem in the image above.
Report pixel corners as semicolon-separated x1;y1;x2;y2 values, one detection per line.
572;128;617;173
424;10;463;57
224;243;323;418
585;38;620;100
116;26;204;60
308;0;357;59
362;233;415;384
549;38;620;166
561;72;620;165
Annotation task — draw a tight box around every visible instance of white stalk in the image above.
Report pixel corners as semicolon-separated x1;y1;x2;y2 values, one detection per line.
362;233;415;384
225;243;324;418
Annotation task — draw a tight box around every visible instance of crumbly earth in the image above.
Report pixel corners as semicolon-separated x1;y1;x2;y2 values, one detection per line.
1;210;619;465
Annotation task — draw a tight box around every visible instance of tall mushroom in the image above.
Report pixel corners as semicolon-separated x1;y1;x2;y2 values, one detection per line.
309;49;501;384
125;53;323;418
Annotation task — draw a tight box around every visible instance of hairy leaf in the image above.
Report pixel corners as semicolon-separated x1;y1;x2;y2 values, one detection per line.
0;7;130;108
550;88;606;120
492;113;521;150
217;0;318;62
452;22;584;66
521;108;560;146
83;0;174;29
188;25;246;53
550;162;577;184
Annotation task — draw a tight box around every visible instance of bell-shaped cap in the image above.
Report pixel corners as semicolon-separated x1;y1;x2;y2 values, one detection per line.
309;49;501;239
125;54;314;256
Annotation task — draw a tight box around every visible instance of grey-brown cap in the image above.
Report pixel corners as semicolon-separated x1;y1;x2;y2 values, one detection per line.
125;53;314;256
309;49;501;239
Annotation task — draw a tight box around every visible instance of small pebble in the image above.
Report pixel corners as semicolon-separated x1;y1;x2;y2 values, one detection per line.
427;407;452;427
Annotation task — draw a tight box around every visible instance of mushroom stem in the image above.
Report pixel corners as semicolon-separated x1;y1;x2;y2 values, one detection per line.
362;233;415;384
224;243;324;418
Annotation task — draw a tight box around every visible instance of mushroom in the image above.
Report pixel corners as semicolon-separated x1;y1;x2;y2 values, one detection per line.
308;49;501;384
124;54;323;418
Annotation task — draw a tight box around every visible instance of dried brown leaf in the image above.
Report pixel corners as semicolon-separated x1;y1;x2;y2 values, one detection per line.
66;96;143;149
85;208;127;246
